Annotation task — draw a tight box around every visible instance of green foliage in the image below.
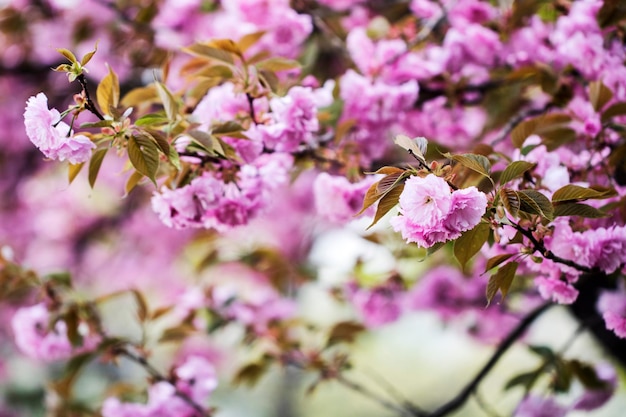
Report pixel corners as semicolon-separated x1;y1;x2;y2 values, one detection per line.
127;134;159;184
486;261;518;305
454;222;491;270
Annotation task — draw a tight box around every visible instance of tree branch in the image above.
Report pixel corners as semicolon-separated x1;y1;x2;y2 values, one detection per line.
117;347;212;417
426;302;553;417
509;221;599;274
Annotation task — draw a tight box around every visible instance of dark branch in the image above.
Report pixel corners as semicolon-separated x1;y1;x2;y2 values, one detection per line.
118;347;212;417
509;221;599;274
426;302;553;417
77;74;105;121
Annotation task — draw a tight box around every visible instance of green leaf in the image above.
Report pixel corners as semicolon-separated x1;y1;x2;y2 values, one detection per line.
510;113;573;149
124;170;144;196
130;289;149;322
500;161;536;185
135;113;170;127
601;102;626;123
504;370;541;392
358;171;406;215
45;272;73;288
484;253;516;273
589;81;613;112
237;31;267;52
80;43;97;66
486;261;518;305
540;127;577;151
128;135;159;184
68;162;84;184
52;350;97;397
183;43;235;65
211;120;246;137
187;130;218;155
88;148;107;188
258;69;280;93
56;48;77;64
518;189;554;220
208;38;243;56
511;118;539;148
570;360;608;389
233;361;270;387
168;146;181;170
121;85;158;108
327;321;366;346
144;129;170;156
194;64;234;79
159;323;196;343
367;184;404;229
80;120;114;129
255;57;301;72
96;64;119;116
552;184;616;202
454;222;490;270
553;202;608;218
445;153;492;178
154;81;179;122
499;188;520;217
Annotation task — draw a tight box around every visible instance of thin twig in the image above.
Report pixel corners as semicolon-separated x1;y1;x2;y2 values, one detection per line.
335;374;423;417
489;104;553;147
362;367;428;416
118;347;212;417
509;221;598;274
77;74;105;121
426;302;553;417
246;93;258;125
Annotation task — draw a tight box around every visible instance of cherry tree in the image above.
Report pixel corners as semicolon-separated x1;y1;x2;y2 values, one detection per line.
1;0;626;416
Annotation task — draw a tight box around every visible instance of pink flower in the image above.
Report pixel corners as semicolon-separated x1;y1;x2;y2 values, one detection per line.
535;276;579;304
175;356;218;404
514;395;567;417
313;173;377;224
11;303;99;361
346;280;404;328
572;363;617;411
390;174;487;247
267;86;319;151
548;222;626;275
101;356;217;417
444;186;488;234
24;93;95;164
597;289;626;338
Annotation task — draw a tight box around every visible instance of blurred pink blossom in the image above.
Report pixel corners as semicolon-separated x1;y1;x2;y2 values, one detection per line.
11;303;99;361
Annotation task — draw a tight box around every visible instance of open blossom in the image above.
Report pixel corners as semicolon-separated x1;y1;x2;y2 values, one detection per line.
535;276;579;305
548;221;626;275
24;93;95;164
152;154;293;231
11;303;99;361
597;289;626;338
390;174;487;247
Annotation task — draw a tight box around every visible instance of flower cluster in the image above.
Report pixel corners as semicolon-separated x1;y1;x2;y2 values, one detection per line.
11;303;100;361
101;355;217;417
151;153;293;231
24;93;95;164
313;173;378;224
390;175;488;248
